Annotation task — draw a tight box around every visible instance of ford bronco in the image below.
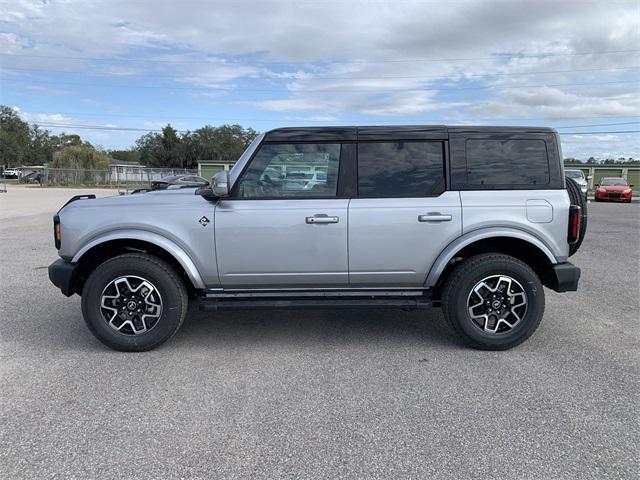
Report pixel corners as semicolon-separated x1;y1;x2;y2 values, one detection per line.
49;126;586;351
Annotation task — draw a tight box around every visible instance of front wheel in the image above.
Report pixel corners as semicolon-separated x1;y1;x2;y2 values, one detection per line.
442;254;545;350
81;253;188;351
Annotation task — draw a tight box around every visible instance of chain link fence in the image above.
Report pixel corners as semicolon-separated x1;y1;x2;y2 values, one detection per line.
42;166;198;193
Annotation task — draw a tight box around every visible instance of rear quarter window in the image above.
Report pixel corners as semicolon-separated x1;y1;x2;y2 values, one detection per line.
465;139;550;186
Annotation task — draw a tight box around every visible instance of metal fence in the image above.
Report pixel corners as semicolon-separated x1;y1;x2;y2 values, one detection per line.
42;167;198;193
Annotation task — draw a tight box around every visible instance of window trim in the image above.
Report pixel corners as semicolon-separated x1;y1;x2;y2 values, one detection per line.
228;140;352;201
355;140;447;199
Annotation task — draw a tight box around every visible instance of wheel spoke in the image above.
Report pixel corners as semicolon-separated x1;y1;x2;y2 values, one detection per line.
466;274;528;334
99;275;163;336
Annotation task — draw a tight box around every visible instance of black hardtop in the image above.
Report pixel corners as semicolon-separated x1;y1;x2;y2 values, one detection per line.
264;125;556;142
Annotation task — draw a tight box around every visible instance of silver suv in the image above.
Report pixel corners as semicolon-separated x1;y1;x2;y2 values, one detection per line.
49;126;586;351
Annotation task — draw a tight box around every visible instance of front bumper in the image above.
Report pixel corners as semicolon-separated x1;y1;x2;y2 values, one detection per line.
48;258;79;297
548;262;581;293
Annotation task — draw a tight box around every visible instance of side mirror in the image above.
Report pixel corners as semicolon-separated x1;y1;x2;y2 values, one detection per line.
594;183;600;188
630;184;635;188
197;171;230;201
211;171;230;197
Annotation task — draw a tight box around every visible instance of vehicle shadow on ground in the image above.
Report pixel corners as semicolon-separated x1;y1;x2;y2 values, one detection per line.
168;305;460;350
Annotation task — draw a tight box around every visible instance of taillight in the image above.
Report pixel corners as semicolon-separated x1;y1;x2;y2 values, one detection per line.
53;215;61;249
568;206;581;244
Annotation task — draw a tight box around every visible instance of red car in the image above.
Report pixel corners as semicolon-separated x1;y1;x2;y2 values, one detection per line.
594;177;634;203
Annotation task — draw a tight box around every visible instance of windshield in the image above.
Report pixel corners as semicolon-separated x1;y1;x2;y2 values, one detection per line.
601;178;627;186
565;170;584;179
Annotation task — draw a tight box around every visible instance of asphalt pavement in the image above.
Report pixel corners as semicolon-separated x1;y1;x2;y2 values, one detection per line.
1;188;638;479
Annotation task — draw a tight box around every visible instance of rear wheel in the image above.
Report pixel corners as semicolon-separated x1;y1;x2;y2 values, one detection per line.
442;254;545;350
81;253;188;351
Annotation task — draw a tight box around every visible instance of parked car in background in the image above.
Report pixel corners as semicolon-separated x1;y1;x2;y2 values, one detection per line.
151;175;209;190
594;177;634;203
21;172;43;184
2;168;20;179
565;169;588;199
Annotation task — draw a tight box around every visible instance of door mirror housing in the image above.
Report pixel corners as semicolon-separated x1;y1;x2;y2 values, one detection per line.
629;184;635;188
211;171;230;197
594;183;600;188
197;171;230;201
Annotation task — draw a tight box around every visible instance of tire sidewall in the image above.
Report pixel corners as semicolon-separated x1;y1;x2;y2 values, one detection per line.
448;259;544;348
82;256;185;351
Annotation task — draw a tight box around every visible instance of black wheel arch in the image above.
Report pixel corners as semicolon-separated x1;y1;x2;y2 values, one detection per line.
432;236;556;299
70;239;198;297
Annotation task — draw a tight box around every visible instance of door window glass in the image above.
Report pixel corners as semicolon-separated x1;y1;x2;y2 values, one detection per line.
236;143;341;198
357;141;445;197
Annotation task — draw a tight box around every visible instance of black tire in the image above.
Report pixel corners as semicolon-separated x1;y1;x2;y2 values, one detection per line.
565;176;587;257
81;253;188;352
442;253;545;350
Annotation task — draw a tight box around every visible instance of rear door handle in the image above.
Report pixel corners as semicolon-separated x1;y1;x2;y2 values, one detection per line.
306;214;339;224
418;213;452;222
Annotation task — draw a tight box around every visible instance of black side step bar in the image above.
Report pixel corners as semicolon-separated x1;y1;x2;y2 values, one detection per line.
199;296;433;312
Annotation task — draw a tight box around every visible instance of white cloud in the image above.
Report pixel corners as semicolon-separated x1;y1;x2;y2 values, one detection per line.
2;0;639;155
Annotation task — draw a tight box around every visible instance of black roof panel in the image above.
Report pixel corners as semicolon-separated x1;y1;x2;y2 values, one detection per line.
264;125;556;142
264;127;356;142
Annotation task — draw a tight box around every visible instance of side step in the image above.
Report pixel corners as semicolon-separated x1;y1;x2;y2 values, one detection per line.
198;296;433;312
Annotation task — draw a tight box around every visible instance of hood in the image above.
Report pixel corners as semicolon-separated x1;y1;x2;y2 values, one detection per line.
60;187;202;212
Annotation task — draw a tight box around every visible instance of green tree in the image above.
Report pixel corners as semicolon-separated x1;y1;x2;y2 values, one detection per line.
136;124;184;168
108;149;141;164
0;106;31;166
51;143;110;170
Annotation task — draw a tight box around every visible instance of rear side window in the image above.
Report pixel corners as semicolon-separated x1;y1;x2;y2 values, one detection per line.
466;139;549;186
357;141;445;197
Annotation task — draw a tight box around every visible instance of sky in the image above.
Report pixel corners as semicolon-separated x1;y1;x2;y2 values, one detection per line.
1;0;639;159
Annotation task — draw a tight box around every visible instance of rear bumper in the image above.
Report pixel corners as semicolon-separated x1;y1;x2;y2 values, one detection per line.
48;258;78;297
549;262;581;292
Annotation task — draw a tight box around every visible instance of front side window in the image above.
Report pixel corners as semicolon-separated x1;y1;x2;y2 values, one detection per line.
466;139;550;186
236;143;341;198
357;141;445;197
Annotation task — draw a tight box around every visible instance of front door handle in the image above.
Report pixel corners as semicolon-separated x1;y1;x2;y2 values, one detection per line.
306;214;339;224
418;213;452;223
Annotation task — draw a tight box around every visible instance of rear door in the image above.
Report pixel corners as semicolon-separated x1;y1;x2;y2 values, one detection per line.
215;141;349;288
348;140;462;286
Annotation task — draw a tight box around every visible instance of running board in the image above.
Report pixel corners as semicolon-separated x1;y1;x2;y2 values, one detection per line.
198;296;433;312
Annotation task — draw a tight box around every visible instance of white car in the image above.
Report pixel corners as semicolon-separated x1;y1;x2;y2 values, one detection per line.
565;169;588;199
2;168;20;179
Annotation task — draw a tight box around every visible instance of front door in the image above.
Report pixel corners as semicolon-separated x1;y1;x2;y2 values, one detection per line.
215;141;349;288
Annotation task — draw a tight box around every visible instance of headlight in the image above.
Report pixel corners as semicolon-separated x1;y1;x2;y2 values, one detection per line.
623;188;632;194
598;187;607;192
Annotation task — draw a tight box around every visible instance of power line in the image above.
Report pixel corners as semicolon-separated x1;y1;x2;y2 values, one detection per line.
22;111;640;123
30;122;640;136
3;65;638;82
4;77;638;93
2;49;639;66
555;121;640;129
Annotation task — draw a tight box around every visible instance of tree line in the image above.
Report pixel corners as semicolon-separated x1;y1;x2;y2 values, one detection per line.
1;105;258;171
0;105;109;170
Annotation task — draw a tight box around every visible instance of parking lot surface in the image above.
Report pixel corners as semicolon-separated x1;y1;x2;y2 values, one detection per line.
1;187;638;479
